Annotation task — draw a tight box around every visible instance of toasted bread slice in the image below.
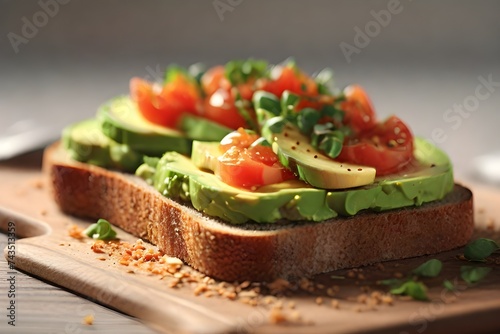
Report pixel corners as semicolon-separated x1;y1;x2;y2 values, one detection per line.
43;142;474;282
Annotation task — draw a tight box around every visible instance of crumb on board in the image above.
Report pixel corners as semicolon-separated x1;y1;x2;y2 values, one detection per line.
109;240;391;316
83;236;489;326
31;178;44;190
269;307;287;324
68;225;85;240
82;314;94;325
486;217;496;231
331;299;340;309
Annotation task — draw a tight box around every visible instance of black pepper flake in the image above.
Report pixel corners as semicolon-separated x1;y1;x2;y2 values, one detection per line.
296;141;300;145
358;168;362;171
314;155;318;158
291;146;296;150
430;164;436;168
347;168;352;172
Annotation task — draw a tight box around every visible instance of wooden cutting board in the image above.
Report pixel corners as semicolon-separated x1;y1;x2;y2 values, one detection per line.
1;162;500;334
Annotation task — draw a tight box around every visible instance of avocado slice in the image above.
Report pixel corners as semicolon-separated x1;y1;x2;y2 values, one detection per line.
63;119;143;172
137;138;454;224
98;96;192;156
263;119;376;189
190;140;221;172
178;114;233;141
139;151;337;224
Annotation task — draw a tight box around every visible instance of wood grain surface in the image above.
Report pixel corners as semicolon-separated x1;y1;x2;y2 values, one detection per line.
1;150;500;334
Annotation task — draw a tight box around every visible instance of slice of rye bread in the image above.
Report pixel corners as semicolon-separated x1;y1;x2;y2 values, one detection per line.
43;142;474;282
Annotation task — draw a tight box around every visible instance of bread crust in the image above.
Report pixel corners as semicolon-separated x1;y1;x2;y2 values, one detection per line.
43;142;474;281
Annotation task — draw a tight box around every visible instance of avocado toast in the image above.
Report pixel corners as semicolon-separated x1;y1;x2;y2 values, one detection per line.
44;59;474;281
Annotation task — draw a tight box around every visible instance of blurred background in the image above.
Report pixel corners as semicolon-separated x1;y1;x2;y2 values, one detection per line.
1;0;499;180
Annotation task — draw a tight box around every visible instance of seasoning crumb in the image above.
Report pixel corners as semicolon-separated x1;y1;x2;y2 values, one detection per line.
68;225;84;240
326;288;337;297
353;306;363;313
381;294;394;305
331;299;340;309
315;297;323;305
269;308;287;324
394;272;404;278
486;218;496;231
91;240;105;254
31;179;44;189
82;314;94;325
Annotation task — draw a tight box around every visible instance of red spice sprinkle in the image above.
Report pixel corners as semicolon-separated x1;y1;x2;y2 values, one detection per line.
358;168;363;171
291;146;296;150
284;132;289;137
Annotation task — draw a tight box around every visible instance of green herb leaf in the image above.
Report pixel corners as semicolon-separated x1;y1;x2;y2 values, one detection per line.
318;132;343;159
460;266;492;284
187;62;207;86
280;91;300;117
320;104;344;123
464;238;499;262
225;59;268;86
234;94;258;131
314;68;335;95
412;259;443;278
390;281;429;301
443;280;456;291
309;123;344;159
377;278;404;287
296;108;321;135
164;64;188;83
84;219;117;240
261;116;287;139
252;91;281;116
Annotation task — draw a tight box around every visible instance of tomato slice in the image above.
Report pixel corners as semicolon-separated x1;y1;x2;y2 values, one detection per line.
201;66;230;97
259;65;318;98
199;66;257;129
337;116;414;176
202;88;249;129
341;85;377;133
130;74;200;128
216;129;296;189
220;128;259;150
